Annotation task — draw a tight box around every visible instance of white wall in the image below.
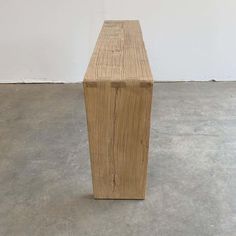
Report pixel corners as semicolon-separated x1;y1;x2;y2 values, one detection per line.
0;0;236;82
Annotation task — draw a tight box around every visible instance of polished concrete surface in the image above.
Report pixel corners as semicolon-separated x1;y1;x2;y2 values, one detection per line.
0;82;235;236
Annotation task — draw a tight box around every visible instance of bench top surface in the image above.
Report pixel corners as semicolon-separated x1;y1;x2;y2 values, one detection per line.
84;20;153;85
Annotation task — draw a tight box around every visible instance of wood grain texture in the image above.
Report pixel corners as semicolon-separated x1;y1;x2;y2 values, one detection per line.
83;20;153;199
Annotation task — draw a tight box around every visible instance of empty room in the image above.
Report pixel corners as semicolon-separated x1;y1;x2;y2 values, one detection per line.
0;0;235;235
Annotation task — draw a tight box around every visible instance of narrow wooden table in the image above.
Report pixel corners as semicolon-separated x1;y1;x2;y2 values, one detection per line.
83;20;153;199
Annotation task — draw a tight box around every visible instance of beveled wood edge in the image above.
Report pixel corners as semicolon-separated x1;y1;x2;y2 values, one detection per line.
83;79;153;88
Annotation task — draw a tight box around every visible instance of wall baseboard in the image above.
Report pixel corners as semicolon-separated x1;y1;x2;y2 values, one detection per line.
0;80;236;84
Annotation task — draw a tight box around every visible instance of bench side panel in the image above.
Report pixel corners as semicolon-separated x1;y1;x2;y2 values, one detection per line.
84;83;153;199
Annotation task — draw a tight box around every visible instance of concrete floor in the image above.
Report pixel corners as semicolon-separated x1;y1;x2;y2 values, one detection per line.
0;82;235;236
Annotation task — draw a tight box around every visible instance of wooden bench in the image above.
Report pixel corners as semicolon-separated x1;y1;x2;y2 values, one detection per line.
83;20;153;199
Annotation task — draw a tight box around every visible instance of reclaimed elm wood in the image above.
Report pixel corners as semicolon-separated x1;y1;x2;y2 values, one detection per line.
83;20;153;199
